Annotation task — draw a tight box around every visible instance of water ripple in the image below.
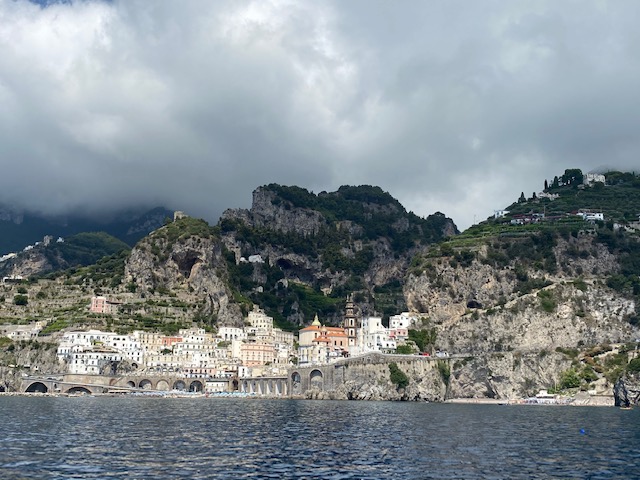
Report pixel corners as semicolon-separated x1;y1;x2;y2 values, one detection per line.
1;398;639;479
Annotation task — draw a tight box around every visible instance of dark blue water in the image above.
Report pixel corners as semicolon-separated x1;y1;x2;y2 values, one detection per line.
1;397;639;479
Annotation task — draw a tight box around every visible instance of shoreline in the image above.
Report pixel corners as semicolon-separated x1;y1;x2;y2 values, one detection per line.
1;391;618;406
445;395;615;407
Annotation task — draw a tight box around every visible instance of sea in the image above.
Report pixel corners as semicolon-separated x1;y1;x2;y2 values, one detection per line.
1;396;639;479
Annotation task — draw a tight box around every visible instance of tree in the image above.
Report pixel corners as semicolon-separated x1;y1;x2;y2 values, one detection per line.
13;294;28;306
561;168;583;186
552;176;559;188
395;344;414;355
518;192;526;203
389;362;409;390
544;179;548;190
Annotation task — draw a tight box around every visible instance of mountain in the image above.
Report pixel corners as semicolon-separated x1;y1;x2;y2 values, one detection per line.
0;205;173;254
2;174;640;400
402;168;640;397
216;184;457;326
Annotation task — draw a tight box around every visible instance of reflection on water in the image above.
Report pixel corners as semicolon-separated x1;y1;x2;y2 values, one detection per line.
1;397;639;479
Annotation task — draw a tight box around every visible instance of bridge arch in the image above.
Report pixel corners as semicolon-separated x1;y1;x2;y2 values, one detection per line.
310;369;323;388
189;380;203;393
25;382;48;393
66;386;92;395
139;379;152;390
156;380;170;391
291;372;301;395
127;381;136;388
173;380;186;391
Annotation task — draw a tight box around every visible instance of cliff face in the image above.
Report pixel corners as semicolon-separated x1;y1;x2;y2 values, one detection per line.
223;188;327;237
220;185;457;324
405;236;638;356
400;233;640;399
0;340;61;392
124;219;243;327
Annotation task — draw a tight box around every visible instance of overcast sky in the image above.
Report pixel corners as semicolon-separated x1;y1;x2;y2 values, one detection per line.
2;0;640;230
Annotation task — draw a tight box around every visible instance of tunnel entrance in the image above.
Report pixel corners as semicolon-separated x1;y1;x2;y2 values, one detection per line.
67;387;92;395
25;382;48;393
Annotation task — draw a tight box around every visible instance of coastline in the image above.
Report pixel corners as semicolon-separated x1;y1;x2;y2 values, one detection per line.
445;394;615;407
2;390;617;406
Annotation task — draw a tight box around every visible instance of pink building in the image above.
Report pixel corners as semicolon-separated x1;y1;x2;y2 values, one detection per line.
90;296;120;314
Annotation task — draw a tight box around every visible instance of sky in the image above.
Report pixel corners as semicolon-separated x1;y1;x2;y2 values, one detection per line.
2;0;640;231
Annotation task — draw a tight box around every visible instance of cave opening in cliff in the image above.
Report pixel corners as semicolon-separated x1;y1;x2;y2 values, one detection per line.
277;258;293;270
172;251;201;279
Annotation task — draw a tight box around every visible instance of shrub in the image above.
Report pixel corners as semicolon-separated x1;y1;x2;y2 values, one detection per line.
559;369;581;389
395;344;413;355
13;294;28;306
389;362;409;390
627;358;640;373
437;360;451;386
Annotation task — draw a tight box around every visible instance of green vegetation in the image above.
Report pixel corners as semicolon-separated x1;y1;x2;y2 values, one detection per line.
13;294;28;306
537;289;557;313
628;358;640;373
408;328;437;353
395;344;414;355
389;362;409;390
39;318;69;335
437;360;451;386
44;232;130;270
67;250;130;287
558;368;581;389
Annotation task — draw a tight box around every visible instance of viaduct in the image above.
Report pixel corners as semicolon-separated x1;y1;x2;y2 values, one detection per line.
20;353;453;397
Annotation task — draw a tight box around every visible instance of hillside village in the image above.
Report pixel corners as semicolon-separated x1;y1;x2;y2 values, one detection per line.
2;293;425;392
1;169;640;402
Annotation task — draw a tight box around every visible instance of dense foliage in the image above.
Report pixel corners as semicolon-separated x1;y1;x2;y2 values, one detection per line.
389;362;409;390
44;232;130;271
504;169;640;223
264;184;456;248
220;185;457;326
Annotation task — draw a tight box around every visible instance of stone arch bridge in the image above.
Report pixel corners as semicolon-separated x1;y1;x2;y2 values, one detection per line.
22;353;454;396
21;373;290;396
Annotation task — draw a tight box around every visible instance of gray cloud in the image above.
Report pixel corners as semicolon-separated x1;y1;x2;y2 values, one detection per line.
2;0;640;230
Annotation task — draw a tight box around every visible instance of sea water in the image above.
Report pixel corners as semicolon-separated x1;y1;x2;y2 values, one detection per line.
1;397;639;479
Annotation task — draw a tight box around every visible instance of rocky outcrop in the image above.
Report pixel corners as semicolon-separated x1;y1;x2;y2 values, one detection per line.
222;187;326;237
301;355;448;402
405;242;638;356
124;225;243;326
0;249;54;278
0;339;61;392
614;373;640;407
448;352;572;399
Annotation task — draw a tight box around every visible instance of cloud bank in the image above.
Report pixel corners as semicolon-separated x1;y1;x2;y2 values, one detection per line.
2;0;640;229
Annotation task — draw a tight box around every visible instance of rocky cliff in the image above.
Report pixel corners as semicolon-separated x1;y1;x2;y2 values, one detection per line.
219;185;457;325
123;217;244;327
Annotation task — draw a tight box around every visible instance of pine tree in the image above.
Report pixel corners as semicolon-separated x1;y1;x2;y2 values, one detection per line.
544;179;548;190
518;192;526;203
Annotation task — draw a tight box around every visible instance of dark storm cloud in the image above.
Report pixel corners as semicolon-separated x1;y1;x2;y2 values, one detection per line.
1;0;640;229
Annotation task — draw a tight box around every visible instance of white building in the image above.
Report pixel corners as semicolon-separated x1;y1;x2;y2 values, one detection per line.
583;173;606;186
356;317;396;354
57;330;144;369
67;350;124;375
577;211;604;222
389;312;417;330
218;326;246;342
